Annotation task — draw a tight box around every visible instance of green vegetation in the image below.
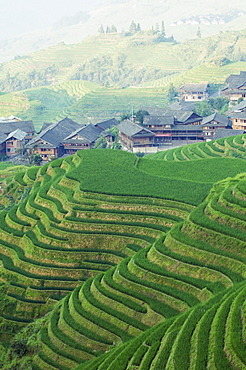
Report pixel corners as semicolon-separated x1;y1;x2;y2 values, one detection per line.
1;29;246;129
0;132;246;369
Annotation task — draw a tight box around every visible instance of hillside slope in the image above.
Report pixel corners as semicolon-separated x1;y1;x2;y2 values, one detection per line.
32;162;246;369
0;137;246;368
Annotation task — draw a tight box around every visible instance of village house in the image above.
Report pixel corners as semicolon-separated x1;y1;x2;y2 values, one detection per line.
178;83;209;101
117;120;154;151
26;117;117;160
0;119;35;157
201;112;231;139
26;117;81;160
4;129;28;157
230;113;246;130
63;124;104;155
222;71;246;102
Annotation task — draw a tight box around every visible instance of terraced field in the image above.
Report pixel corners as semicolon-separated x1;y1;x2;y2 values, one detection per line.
0;142;245;369
146;133;246;161
29;150;246;370
0;150;197;339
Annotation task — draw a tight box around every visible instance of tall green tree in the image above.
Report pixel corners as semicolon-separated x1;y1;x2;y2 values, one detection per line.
98;25;105;33
129;21;137;34
161;20;166;36
197;26;201;39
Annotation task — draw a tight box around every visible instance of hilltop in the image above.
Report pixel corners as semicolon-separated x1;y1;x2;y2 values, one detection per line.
2;0;246;62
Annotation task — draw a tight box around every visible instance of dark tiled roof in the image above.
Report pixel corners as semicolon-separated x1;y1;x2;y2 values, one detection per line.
95;118;118;130
168;101;196;111
141;106;169;116
4;129;27;141
117;120;154;137
224;72;246;89
0;120;34;134
39;123;52;133
178;83;208;92
213;129;245;140
228;100;246;113
171;110;201;123
230;112;246;120
202;113;229;127
143;115;175;126
26;117;81;148
0;133;7;144
64;124;102;143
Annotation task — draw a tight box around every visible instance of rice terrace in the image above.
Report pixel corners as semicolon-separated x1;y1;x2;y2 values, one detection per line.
0;132;245;369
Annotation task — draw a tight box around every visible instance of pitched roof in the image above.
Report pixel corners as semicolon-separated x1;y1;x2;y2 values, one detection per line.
201;113;229;126
4;129;27;141
27;117;81;148
228;100;246;113
117;120;154;137
213;129;245;140
178;83;208;92
230;112;246;120
0;120;34;134
141;106;168;116
168;101;196;111
143;115;175;126
95;118;118;130
0;133;7;144
64;124;102;143
224;71;246;89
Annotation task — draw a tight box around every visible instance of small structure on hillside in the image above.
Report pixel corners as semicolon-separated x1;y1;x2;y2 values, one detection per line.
201;113;231;139
117;120;154;151
222;71;246;102
178;83;209;101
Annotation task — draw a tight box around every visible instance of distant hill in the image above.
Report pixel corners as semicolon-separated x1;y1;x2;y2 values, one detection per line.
1;29;246;129
2;0;246;63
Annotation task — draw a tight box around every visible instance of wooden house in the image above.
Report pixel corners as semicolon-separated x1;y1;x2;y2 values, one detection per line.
178;83;208;101
0;120;34;143
26;117;81;160
143;116;174;144
117;120;154;151
230;113;246;130
222;71;246;102
4;129;28;156
201;113;230;139
63;124;103;154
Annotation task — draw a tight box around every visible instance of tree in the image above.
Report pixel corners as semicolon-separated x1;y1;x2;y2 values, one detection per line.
135;110;149;125
161;20;166;37
197;26;201;39
111;25;117;33
129;21;137;34
194;101;212;117
167;83;178;102
98;25;105;33
155;22;160;34
106;26;110;33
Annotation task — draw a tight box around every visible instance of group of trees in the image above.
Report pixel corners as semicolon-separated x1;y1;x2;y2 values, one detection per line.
194;96;229;116
0;66;57;93
98;20;171;40
71;54;165;87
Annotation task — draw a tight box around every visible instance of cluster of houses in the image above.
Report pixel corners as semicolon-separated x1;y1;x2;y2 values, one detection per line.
0;71;246;160
117;72;246;152
0;116;116;160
